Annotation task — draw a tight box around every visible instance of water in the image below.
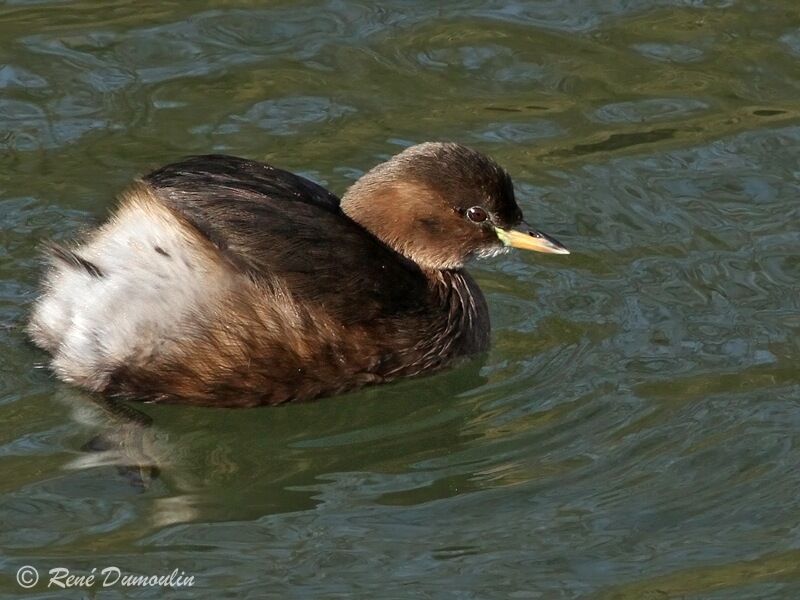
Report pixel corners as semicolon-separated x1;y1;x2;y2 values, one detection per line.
2;1;799;598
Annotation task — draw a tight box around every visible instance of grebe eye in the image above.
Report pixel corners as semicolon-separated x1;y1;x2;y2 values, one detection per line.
466;206;488;223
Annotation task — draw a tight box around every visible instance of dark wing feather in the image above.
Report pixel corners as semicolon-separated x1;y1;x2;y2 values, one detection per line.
143;155;429;322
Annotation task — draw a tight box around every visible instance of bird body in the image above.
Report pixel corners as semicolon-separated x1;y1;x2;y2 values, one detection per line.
29;144;567;406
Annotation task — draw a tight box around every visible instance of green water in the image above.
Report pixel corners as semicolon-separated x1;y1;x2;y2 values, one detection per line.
2;1;800;598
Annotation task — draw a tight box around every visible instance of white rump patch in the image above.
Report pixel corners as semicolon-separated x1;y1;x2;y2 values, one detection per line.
28;186;233;390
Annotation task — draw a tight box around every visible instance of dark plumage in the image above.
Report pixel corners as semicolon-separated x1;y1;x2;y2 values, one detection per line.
47;243;104;278
144;154;427;322
28;142;569;406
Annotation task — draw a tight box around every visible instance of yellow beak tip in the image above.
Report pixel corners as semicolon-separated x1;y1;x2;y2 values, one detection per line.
496;227;570;255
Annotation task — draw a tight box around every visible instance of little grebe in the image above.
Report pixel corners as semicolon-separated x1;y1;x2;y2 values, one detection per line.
28;143;569;406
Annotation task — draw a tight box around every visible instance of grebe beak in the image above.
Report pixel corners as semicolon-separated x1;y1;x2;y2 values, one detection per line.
494;225;570;255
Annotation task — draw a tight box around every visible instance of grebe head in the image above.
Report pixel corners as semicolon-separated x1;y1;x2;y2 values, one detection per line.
341;142;569;270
